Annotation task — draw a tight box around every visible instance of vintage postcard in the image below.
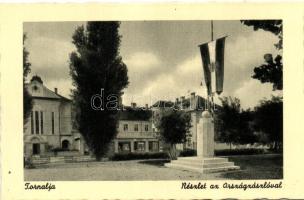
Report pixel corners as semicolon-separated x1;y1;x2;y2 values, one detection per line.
0;3;304;200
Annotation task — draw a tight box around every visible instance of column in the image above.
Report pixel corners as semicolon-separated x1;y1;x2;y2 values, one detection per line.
130;140;134;153
114;140;119;153
145;140;149;153
197;110;214;158
40;143;45;155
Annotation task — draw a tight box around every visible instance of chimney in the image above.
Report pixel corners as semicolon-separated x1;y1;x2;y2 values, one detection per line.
131;102;137;108
54;88;58;94
145;104;149;109
180;96;185;102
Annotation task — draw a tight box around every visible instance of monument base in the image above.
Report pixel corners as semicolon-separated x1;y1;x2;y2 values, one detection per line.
165;156;240;173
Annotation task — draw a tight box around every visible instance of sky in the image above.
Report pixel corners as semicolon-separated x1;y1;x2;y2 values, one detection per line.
23;21;282;109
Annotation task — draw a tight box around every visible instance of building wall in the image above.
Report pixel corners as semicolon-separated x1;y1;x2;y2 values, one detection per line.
59;101;72;135
114;120;160;153
24;99;61;136
24;98;78;157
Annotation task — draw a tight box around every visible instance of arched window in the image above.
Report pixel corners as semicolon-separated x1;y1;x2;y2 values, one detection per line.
62;140;70;150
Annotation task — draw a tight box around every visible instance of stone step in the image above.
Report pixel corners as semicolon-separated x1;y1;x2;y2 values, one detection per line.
177;157;229;164
31;156;95;165
165;162;240;173
171;160;234;168
203;165;240;173
165;156;240;173
164;163;204;173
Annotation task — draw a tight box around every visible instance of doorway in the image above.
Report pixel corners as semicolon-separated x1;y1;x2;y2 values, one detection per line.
32;143;40;155
62;140;70;150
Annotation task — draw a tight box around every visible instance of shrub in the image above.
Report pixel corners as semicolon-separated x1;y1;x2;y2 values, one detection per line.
215;148;266;156
24;157;35;169
179;149;197;157
110;152;169;161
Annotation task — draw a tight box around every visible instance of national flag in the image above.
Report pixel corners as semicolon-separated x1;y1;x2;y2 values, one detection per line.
199;37;226;95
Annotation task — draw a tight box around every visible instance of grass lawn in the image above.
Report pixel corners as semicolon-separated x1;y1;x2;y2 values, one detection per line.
219;154;283;179
24;154;282;181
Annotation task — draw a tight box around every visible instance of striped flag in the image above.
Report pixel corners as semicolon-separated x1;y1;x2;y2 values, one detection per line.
199;37;226;95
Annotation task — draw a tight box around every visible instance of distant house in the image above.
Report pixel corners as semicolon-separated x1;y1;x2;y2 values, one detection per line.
114;103;160;153
24;76;86;157
151;92;217;151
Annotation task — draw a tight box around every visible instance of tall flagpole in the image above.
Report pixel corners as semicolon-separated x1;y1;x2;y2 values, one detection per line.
211;20;214;41
210;20;214;114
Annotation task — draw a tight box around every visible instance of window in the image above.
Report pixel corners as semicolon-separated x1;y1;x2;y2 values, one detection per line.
134;141;145;152
40;111;43;134
118;142;131;152
30;111;34;134
51;112;55;134
123;124;128;131
145;124;149;132
35;111;39;134
134;124;139;131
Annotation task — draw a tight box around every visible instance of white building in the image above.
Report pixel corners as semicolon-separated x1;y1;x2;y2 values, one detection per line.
24;76;85;157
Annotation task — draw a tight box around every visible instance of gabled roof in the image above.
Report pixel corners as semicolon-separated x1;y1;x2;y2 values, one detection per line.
151;100;175;108
119;106;152;121
26;80;71;102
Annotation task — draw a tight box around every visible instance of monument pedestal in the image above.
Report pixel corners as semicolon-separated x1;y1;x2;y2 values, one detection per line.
165;110;240;173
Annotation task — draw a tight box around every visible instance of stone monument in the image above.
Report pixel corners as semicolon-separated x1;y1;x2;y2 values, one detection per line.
165;109;240;173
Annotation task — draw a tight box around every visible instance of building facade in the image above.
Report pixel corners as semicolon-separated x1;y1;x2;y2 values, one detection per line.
24;76;85;157
113;105;160;153
24;76;161;157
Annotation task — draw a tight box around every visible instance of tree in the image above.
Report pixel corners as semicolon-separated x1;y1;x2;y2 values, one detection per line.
215;97;241;149
69;22;129;160
238;109;256;145
215;97;256;149
23;34;33;123
241;20;283;90
253;96;283;151
156;110;191;160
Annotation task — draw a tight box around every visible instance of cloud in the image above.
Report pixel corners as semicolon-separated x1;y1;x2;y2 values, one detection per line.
123;54;208;106
26;36;75;80
24;21;281;109
47;79;74;99
123;52;165;95
234;79;282;109
224;30;279;93
122;30;280;108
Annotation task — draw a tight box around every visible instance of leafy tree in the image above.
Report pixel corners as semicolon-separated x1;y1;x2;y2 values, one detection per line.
215;97;241;149
238;109;256;145
156;110;191;160
215;97;256;149
241;20;283;90
252;54;282;90
253;96;283;151
23;34;33;123
69;22;129;160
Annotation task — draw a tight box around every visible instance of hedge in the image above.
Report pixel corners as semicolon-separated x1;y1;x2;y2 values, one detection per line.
110;152;169;161
179;149;197;157
215;148;266;156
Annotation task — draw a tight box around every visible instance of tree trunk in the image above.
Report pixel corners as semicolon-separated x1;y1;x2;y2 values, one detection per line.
169;143;177;160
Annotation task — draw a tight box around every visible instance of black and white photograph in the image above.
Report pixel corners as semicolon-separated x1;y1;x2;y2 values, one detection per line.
22;20;283;181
